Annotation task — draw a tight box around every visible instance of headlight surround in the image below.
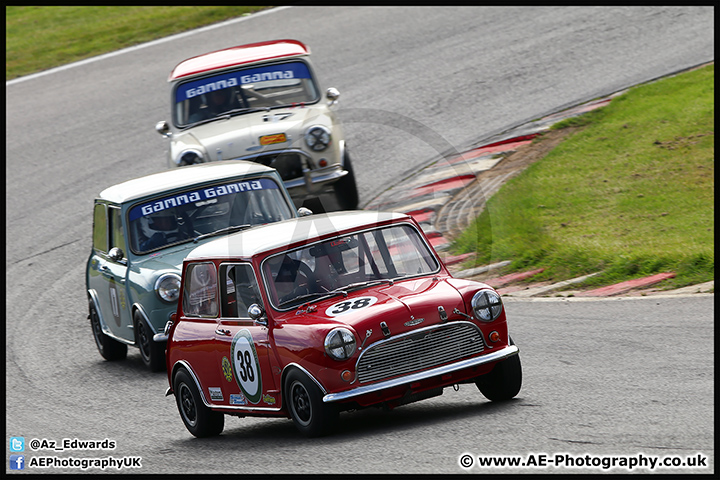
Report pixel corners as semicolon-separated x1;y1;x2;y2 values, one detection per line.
176;149;204;167
471;290;503;322
324;328;356;361
155;273;181;303
305;126;331;151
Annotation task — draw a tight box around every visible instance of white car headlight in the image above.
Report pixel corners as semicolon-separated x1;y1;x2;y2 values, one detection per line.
471;290;503;322
176;149;204;167
324;328;356;361
305;126;331;151
155;273;181;303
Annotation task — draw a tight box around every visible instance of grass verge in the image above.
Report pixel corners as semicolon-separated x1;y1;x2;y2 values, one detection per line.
451;64;714;290
6;6;270;80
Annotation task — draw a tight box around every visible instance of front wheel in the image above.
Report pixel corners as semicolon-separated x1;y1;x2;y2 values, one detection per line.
135;311;166;372
173;368;224;437
333;152;359;210
89;299;127;361
285;370;338;437
475;338;522;401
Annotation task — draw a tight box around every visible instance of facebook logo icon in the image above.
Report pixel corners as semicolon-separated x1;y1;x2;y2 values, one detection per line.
10;455;25;470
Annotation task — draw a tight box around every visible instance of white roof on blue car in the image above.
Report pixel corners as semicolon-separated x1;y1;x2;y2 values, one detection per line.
98;161;277;204
186;211;411;260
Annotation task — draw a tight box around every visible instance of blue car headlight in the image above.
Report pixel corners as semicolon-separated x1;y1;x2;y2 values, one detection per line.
155;273;181;303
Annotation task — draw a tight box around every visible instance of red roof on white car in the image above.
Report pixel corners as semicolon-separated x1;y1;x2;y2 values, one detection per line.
169;39;310;81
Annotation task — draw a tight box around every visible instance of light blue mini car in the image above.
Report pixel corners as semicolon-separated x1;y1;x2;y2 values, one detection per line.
86;161;300;371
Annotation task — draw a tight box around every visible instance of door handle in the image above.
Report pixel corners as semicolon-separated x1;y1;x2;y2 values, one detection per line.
215;328;231;336
100;264;124;283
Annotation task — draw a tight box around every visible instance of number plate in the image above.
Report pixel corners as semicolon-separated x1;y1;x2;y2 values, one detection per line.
259;133;287;146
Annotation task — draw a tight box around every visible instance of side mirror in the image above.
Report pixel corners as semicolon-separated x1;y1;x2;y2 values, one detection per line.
154;318;175;342
297;207;313;217
155;121;172;138
108;247;125;263
248;303;267;326
326;87;340;106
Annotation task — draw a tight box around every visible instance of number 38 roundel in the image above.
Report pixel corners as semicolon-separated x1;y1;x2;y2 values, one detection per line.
325;296;378;317
230;329;263;404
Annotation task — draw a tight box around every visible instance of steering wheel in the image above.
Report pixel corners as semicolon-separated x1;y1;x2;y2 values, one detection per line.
294;262;318;295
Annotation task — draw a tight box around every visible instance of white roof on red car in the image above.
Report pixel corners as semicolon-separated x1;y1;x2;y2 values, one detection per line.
169;39;310;81
98;161;278;204
186;211;413;261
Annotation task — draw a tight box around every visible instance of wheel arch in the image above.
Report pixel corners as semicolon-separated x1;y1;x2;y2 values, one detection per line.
87;289;134;346
170;360;212;408
280;363;327;407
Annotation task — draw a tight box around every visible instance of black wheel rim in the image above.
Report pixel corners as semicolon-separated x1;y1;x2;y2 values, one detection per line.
291;381;312;426
178;383;197;427
137;321;151;362
90;309;104;351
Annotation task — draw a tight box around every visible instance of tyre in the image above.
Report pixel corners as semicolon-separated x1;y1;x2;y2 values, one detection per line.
285;369;338;437
475;338;522;401
134;311;166;372
88;299;127;361
333;151;359;210
173;368;224;438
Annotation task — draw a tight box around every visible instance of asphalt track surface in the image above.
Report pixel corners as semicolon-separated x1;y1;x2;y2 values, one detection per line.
6;6;714;474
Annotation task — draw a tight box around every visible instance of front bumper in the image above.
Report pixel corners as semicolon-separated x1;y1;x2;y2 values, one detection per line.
233;148;347;195
288;164;347;194
322;344;519;403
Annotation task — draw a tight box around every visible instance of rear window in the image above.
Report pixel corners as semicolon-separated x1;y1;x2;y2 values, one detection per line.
182;262;218;318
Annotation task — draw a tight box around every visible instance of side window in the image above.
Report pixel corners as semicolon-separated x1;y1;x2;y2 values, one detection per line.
220;264;263;318
108;206;127;257
182;262;218;318
92;203;108;253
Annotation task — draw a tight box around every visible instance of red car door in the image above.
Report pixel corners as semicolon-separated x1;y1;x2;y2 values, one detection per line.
213;263;279;410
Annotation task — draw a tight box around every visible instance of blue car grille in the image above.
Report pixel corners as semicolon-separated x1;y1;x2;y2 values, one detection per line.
356;322;485;384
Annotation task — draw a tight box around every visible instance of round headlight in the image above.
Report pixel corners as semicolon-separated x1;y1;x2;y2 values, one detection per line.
155;273;181;303
305;126;331;151
176;150;204;166
324;328;356;361
471;290;503;322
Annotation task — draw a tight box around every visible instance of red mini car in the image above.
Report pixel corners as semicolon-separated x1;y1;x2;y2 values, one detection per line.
164;211;521;437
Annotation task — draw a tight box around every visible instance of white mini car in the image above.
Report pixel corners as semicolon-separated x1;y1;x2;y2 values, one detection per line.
156;39;358;210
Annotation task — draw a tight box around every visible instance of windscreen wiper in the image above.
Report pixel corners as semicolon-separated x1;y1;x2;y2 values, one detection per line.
278;290;347;309
218;107;272;119
184;107;271;128
279;279;394;309
329;278;395;296
193;224;252;243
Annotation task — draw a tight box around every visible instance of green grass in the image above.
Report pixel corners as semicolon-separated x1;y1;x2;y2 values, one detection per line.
452;64;714;290
6;6;270;80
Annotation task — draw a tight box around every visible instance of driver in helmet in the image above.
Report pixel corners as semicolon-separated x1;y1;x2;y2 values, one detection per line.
188;88;236;122
139;213;180;251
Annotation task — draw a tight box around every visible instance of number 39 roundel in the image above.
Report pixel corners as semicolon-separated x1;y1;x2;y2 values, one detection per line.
230;329;262;404
325;296;378;317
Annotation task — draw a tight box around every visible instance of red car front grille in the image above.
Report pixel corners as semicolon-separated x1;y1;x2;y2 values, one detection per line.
356;322;485;384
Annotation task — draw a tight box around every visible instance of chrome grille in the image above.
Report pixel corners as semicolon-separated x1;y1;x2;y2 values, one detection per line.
356;322;485;384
